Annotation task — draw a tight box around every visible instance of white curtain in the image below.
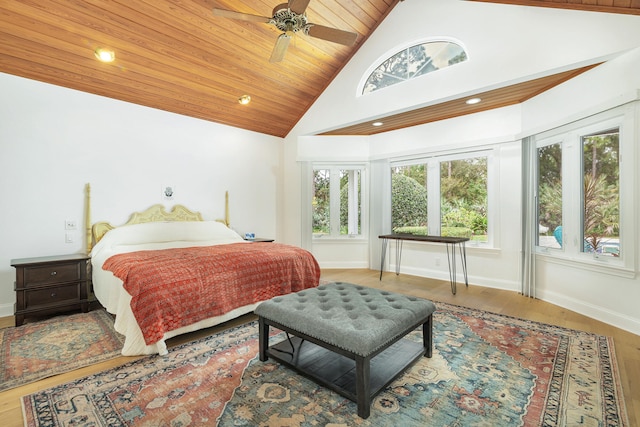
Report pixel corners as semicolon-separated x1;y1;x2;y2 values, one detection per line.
369;159;391;271
520;137;537;297
300;161;313;251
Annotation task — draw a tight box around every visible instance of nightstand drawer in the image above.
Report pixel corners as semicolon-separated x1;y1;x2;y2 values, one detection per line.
24;263;81;286
24;283;80;308
12;253;91;326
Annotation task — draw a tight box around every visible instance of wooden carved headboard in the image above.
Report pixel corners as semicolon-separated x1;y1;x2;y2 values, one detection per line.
85;184;230;252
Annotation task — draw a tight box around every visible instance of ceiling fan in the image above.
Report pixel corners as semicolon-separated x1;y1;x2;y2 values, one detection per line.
213;0;358;63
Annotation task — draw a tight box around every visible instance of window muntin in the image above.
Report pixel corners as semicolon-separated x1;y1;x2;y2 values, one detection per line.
363;41;467;94
313;166;364;238
391;151;492;246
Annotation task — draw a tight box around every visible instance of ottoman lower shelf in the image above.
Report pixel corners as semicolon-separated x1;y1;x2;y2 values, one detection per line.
255;282;436;419
265;334;426;406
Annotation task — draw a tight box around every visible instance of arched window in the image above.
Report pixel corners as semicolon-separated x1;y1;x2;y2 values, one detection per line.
362;41;467;94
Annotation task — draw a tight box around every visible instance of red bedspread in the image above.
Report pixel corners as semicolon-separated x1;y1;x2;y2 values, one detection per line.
102;242;320;345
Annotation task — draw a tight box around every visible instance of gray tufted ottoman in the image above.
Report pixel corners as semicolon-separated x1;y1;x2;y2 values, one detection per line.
255;281;436;419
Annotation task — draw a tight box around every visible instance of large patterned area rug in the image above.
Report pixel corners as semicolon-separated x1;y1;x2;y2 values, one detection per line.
0;309;124;392
22;302;628;426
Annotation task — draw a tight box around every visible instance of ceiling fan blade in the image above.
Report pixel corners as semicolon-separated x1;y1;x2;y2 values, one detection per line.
212;8;271;23
306;24;357;46
269;33;292;63
288;0;311;15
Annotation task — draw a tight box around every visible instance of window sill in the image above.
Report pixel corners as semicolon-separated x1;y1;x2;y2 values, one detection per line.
536;251;635;279
312;236;367;243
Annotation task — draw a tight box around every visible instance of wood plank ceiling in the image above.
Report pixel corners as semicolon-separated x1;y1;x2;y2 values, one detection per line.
0;0;638;138
0;0;398;138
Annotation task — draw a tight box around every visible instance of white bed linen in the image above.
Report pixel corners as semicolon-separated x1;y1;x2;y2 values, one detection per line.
91;221;249;356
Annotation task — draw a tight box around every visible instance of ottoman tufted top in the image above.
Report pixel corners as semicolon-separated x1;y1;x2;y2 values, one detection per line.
255;282;436;357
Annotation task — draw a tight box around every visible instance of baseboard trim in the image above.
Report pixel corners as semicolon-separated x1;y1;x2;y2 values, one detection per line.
536;288;640;336
0;303;13;318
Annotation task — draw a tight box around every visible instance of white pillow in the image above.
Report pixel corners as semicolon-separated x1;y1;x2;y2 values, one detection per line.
93;221;243;252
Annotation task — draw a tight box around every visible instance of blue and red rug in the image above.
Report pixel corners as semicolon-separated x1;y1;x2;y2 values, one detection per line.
22;302;628;426
0;309;124;392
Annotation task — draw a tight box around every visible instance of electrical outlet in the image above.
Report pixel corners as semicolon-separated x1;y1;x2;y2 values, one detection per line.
435;257;441;266
65;219;77;230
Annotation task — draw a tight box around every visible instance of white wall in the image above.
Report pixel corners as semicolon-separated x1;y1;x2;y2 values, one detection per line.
0;73;284;317
290;0;640;137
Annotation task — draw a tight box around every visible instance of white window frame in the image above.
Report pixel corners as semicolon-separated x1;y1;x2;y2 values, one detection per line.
312;163;367;240
390;148;496;248
533;105;636;276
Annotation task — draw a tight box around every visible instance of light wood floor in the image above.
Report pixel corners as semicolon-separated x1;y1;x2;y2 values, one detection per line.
1;269;638;426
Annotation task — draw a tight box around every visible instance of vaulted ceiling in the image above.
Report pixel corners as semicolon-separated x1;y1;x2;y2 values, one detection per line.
0;0;638;138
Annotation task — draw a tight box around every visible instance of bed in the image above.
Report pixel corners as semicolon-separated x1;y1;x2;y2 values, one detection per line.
87;191;320;356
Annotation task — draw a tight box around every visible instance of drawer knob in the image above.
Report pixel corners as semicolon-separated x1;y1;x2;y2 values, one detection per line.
51;292;56;297
50;271;57;276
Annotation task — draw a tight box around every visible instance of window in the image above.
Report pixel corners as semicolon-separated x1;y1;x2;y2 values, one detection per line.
534;109;630;267
391;164;427;233
537;142;562;249
581;129;620;257
363;41;467;94
391;151;491;245
313;166;364;238
441;157;488;242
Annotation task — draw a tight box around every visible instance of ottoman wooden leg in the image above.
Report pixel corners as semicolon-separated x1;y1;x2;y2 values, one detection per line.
258;317;269;362
423;314;433;358
355;355;371;419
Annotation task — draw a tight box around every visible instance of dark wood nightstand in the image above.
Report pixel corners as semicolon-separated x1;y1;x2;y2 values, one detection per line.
11;254;91;326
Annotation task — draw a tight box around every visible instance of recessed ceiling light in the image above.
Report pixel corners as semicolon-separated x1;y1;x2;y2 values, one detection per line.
238;95;251;105
372;121;383;126
94;48;115;63
465;97;481;105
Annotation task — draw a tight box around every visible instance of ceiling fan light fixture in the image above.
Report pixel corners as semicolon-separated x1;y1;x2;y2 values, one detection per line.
238;95;251;105
465;97;481;105
94;47;115;63
214;1;357;63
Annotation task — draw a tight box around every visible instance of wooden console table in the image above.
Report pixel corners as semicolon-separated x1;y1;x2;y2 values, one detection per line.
379;234;469;294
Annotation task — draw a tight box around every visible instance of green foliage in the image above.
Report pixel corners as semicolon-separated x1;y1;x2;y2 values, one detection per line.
441;204;487;235
394;226;428;235
391;173;427;231
312;170;330;234
442;227;473;238
538;182;562;233
583;173;619;251
394;226;472;238
440;158;487;209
